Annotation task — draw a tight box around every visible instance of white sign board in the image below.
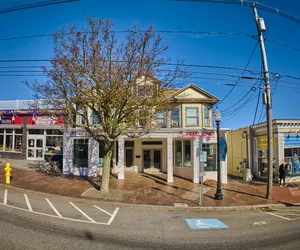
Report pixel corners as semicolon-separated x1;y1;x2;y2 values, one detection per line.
200;151;207;162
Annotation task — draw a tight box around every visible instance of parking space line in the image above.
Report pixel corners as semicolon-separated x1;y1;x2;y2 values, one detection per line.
264;212;292;221
4;189;7;205
93;205;113;216
45;198;63;218
0;202;108;225
24;194;33;212
69;202;96;223
107;207;120;225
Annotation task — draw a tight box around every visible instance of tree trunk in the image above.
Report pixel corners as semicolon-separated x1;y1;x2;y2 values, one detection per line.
100;149;112;193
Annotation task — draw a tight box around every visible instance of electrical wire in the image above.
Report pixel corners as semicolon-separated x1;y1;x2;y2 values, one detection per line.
217;40;259;106
0;0;79;15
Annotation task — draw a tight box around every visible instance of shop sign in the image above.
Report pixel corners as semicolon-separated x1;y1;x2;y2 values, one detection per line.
177;131;214;138
200;151;207;162
257;137;274;149
220;137;227;161
36;116;54;125
284;134;300;147
0;118;12;124
70;130;90;137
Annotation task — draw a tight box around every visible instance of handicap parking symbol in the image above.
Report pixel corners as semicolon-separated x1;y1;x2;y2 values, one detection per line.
185;218;228;229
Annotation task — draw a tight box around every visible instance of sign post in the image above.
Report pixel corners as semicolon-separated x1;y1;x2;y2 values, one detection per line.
199;150;207;206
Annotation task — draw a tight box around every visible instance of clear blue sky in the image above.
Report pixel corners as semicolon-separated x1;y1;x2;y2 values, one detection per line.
0;0;299;129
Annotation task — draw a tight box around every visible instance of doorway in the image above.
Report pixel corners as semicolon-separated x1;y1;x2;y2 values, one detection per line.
143;149;161;170
73;139;89;169
125;148;133;168
27;136;44;160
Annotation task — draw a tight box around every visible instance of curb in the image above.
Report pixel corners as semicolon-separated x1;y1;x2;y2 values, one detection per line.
0;183;286;211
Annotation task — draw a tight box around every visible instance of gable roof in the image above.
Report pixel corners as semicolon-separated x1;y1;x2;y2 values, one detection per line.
170;83;219;103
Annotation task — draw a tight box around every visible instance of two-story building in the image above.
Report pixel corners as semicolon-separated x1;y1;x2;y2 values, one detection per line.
63;84;228;183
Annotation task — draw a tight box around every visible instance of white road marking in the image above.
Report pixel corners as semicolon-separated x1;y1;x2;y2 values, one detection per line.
24;194;33;212
93;205;113;216
45;198;63;218
69;202;96;223
4;189;7;205
265;212;292;221
254;221;267;225
107;207;120;225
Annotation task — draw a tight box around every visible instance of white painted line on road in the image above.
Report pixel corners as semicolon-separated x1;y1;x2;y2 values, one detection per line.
24;194;33;212
69;202;96;223
265;212;292;221
93;205;113;216
0;202;108;225
4;189;7;205
107;207;120;225
45;198;63;218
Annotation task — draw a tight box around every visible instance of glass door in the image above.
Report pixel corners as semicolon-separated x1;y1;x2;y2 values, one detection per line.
154;150;161;169
143;150;151;169
125;148;133;168
27;136;44;160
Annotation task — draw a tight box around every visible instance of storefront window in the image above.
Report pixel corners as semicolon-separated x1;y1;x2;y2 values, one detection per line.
5;135;13;151
14;135;22;152
46;129;63;135
183;140;191;167
174;140;191;167
258;150;268;177
45;136;63;155
0;134;3;150
202;143;217;171
174;140;182;166
28;129;44;135
284;148;300;176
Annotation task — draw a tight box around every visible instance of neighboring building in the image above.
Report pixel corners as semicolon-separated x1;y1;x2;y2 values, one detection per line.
0;99;64;161
227;119;300;181
63;84;229;183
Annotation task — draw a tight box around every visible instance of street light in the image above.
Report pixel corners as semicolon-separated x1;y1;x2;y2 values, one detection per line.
214;107;223;200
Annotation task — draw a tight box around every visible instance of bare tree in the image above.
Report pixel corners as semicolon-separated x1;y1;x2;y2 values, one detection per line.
27;17;186;193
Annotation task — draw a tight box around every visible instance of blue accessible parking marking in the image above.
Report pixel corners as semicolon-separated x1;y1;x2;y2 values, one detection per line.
185;218;228;229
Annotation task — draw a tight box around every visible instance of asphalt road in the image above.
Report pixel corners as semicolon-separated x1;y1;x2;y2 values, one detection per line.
0;185;300;250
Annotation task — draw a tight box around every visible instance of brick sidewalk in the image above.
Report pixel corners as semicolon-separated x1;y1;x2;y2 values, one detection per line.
0;166;299;206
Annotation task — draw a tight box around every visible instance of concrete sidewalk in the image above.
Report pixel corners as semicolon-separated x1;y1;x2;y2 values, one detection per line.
0;159;300;207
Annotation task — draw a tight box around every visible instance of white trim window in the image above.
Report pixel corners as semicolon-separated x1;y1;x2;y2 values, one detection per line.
171;108;180;127
203;106;210;127
156;110;167;128
186;107;198;126
174;139;192;167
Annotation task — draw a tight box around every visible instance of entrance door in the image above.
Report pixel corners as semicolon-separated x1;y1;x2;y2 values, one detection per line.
153;150;161;169
73;139;89;168
27;137;44;160
143;150;161;170
143;150;151;169
125;148;133;168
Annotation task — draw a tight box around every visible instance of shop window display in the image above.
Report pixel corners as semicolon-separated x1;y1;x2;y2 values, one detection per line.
202;143;217;171
173;140;191;167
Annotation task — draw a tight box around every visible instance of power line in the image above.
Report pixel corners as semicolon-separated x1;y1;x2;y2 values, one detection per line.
171;0;300;24
0;0;79;15
217;40;259;106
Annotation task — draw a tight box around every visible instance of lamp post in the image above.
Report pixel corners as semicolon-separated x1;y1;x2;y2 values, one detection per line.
214;107;223;200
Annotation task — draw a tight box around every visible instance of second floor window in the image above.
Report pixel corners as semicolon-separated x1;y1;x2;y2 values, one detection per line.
91;110;99;125
186;107;198;126
203;106;210;127
171;108;180;127
156;110;167;128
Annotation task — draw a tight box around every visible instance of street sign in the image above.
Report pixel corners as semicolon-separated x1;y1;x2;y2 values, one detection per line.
185;219;228;229
200;151;207;162
199;172;206;176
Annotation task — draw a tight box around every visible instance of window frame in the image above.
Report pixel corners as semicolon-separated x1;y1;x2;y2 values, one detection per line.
155;110;167;128
203;106;210;127
186;107;199;127
171;108;180;127
173;139;192;168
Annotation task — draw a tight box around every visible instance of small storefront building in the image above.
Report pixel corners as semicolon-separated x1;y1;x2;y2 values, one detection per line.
227;119;300;181
63;128;228;183
0;100;64;161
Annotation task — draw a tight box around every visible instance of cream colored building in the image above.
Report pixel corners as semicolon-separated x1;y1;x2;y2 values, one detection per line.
227;120;300;181
63;84;228;183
